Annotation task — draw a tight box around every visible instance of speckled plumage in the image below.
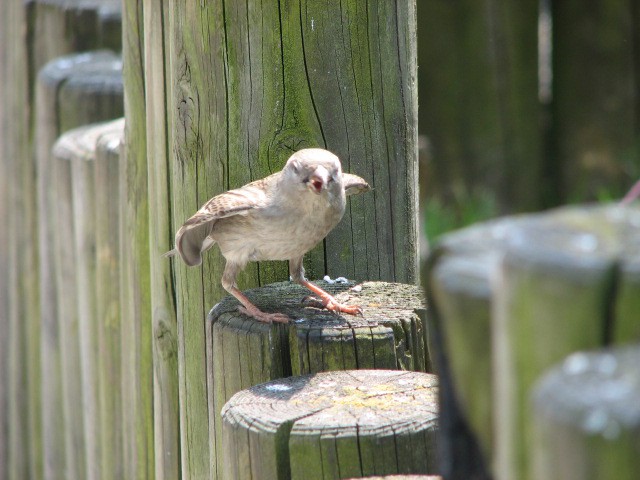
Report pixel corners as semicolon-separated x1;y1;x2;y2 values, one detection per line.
166;148;370;323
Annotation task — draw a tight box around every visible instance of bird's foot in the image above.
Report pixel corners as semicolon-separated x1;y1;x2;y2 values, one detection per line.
303;295;363;316
238;306;290;324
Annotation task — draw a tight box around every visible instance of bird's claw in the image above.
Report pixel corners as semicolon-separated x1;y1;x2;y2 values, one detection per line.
302;295;363;316
238;306;290;324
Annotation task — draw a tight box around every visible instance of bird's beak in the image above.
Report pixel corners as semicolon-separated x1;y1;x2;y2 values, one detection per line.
307;165;329;194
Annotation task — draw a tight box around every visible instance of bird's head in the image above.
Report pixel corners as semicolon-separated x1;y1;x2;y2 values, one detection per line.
283;148;344;197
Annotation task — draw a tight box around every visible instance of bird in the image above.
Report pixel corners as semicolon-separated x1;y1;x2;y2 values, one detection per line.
165;148;371;323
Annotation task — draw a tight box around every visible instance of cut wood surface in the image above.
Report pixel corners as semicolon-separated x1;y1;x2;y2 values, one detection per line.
222;370;439;479
207;280;428;478
532;345;640;480
426;203;640;480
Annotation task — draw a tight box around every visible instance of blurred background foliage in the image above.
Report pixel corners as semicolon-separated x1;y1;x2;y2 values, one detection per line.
417;0;640;242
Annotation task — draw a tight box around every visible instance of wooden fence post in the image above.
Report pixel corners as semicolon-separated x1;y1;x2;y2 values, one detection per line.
160;2;418;476
0;1;31;479
121;1;155;478
0;1;122;474
222;370;439;479
532;345;640;480
208;281;429;477
36;51;123;479
426;204;640;480
142;0;181;478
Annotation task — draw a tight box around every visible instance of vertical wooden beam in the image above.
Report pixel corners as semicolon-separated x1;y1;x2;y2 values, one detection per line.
143;0;181;477
121;0;155;478
165;1;418;477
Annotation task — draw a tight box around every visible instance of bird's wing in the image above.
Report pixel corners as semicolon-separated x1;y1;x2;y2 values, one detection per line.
343;173;371;196
171;178;273;266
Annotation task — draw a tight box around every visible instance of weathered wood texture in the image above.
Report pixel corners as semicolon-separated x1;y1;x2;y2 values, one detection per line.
51;132;89;480
94;121;126;480
207;281;428;477
27;0;122;85
36;50;123;480
0;2;122;475
0;1;33;479
142;0;180;478
356;476;441;480
121;1;155;478
222;370;439;479
53;118;125;480
426;204;640;480
417;0;541;211
551;0;640;202
532;346;640;480
164;3;418;476
0;6;10;477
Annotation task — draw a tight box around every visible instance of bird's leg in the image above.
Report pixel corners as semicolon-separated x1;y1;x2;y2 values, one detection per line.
222;261;289;324
289;258;362;316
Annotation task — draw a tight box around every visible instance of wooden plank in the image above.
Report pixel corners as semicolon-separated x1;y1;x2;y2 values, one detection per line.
222;370;439;479
142;0;180;477
121;0;154;478
532;345;640;480
552;0;639;202
418;0;541;211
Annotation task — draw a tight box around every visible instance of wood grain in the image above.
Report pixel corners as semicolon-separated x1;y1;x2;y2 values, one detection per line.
121;1;155;478
222;370;439;479
208;280;428;477
165;2;418;476
143;0;180;478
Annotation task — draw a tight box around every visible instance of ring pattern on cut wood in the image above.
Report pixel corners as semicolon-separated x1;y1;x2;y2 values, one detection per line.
207;280;430;478
209;280;430;375
221;370;439;480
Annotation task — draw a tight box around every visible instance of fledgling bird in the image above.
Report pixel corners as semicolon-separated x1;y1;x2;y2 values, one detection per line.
165;148;370;323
